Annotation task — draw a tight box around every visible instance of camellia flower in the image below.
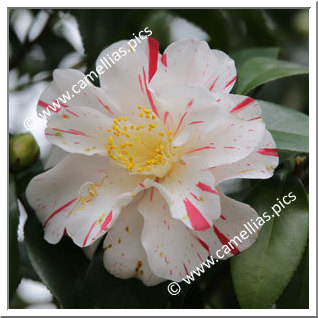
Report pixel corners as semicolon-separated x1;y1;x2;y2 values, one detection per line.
26;38;279;285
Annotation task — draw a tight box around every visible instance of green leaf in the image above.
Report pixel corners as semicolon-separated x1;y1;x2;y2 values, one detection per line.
231;47;280;71
231;174;309;308
23;208;89;308
18;242;41;282
258;100;309;157
235;57;308;95
276;243;309;308
79;247;170;309
9;174;21;302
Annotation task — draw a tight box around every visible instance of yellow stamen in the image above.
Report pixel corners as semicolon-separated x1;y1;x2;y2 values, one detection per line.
104;105;179;178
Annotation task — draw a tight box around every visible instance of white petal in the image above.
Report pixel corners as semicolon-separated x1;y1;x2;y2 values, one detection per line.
103;199;164;286
37;69;120;119
156;84;222;147
144;163;220;231
96;38;164;121
183;96;265;169
196;191;259;260
138;190;210;282
45;106;111;156
150;39;236;95
26;154;112;244
211;130;279;184
214;93;263;121
66;165;145;247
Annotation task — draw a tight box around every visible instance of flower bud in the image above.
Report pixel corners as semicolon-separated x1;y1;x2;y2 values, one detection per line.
9;133;40;171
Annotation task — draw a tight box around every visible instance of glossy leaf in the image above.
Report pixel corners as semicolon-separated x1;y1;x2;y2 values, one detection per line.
231;47;280;71
9;174;21;302
231;174;309;308
235;57;308;95
258;100;309;157
18;242;41;282
276;243;309;308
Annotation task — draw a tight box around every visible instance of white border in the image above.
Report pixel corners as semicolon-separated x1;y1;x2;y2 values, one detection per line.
3;1;316;316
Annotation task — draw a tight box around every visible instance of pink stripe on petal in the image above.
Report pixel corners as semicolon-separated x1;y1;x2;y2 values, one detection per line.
100;211;113;232
213;226;240;255
148;37;159;82
224;76;237;88
38;100;61;113
96;97;113;115
197;238;210;253
183;198;210;231
173;111;188;137
230;97;254;113
248;116;262;121
142;68;159;116
186;146;215;154
187;99;194;108
197;252;203;262
138;74;144;93
161;53;167;67
209;76;219;91
43;197;77;227
163;111;170;125
183;262;189;276
65;109;79;117
83;221;97;247
257;148;278;157
45;133;60;137
196;182;219;196
58;102;69;108
187;120;204;125
190;192;200;201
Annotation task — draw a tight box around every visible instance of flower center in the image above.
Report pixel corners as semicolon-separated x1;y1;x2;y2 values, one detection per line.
105;106;178;178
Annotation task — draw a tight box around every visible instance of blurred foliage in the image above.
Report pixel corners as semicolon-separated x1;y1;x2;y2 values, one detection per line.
9;174;22;302
9;8;309;309
231;174;309;308
276;242;309;309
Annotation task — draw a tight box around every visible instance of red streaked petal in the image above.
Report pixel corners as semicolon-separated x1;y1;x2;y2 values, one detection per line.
183;198;210;231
